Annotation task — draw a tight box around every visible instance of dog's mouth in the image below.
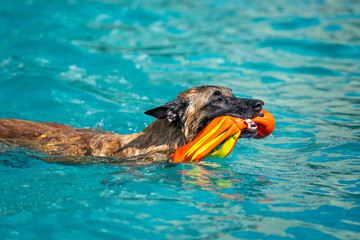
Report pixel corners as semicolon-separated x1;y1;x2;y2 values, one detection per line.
198;113;260;139
240;119;258;138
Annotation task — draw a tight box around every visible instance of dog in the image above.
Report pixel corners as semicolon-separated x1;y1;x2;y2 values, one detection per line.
0;86;264;164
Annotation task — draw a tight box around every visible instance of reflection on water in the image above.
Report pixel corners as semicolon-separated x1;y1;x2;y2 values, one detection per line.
0;0;360;239
177;165;273;202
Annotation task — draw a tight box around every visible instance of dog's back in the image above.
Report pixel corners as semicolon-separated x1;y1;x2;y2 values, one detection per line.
0;119;94;156
0;119;73;138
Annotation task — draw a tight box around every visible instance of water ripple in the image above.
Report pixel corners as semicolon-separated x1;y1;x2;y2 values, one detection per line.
0;0;360;239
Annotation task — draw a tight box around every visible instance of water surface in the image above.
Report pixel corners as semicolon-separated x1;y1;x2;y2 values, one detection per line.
0;0;360;239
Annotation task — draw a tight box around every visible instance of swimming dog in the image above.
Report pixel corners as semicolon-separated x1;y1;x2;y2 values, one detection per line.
0;86;263;163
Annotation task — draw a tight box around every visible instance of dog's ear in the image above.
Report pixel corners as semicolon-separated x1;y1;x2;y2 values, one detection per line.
145;99;186;123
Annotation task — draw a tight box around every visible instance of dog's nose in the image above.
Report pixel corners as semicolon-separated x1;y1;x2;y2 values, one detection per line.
252;100;264;111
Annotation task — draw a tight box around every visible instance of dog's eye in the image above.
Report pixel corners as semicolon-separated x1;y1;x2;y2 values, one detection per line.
212;98;222;104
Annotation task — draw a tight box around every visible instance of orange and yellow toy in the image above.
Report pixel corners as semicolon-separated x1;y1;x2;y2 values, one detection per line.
170;109;275;162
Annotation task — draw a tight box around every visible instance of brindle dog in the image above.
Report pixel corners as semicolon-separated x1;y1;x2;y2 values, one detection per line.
0;86;263;164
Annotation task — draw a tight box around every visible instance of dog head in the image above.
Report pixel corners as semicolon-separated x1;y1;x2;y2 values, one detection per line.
145;85;264;142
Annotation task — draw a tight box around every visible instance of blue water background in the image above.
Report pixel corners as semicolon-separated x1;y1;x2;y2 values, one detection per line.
1;0;360;239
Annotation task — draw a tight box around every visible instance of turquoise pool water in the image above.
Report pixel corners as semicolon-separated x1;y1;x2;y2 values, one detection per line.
1;0;360;239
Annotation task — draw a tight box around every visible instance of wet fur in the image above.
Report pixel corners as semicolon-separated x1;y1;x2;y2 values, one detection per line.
0;86;263;163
